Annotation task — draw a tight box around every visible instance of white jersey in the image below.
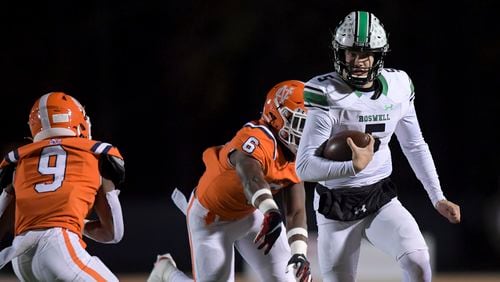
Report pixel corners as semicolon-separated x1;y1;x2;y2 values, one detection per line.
296;69;445;206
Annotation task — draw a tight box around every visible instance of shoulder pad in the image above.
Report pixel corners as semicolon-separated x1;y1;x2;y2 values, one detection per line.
379;69;414;102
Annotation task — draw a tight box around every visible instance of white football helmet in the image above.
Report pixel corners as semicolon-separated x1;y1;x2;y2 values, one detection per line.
333;11;389;86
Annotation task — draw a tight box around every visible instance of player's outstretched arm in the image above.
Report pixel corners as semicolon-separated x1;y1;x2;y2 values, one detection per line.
283;183;312;282
0;163;15;220
230;150;283;255
0;186;13;220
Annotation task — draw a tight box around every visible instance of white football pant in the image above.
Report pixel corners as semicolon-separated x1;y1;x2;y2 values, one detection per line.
316;197;430;282
186;195;295;282
10;228;118;282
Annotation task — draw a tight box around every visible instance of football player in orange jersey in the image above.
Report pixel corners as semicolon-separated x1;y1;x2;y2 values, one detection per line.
0;92;125;281
147;80;312;282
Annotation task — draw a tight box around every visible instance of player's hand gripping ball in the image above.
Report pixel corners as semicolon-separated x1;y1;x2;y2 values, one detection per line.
322;130;370;161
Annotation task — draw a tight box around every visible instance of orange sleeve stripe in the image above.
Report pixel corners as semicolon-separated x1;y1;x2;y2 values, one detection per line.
62;229;107;282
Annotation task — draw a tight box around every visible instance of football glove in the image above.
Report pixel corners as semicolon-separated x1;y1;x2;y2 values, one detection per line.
99;154;125;187
286;253;312;282
254;209;282;255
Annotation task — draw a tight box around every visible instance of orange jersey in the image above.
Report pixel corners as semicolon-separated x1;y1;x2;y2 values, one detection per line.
0;137;123;237
196;120;300;221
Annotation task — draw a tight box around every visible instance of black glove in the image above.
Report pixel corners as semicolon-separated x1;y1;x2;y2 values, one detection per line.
98;154;125;187
287;253;312;282
0;164;15;189
254;210;282;255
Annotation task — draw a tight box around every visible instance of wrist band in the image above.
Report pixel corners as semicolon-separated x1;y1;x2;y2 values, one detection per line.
290;240;308;255
287;227;308;239
258;198;279;214
251;188;272;207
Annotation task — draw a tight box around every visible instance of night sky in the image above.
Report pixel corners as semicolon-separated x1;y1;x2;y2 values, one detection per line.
0;0;498;275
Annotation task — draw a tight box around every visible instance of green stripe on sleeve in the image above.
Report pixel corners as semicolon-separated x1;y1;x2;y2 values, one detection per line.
304;91;328;106
378;75;389;96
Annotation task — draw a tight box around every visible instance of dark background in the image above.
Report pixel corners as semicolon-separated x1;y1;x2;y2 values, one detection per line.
0;0;499;276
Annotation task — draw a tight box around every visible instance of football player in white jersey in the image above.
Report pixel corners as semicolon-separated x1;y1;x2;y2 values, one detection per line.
295;11;461;282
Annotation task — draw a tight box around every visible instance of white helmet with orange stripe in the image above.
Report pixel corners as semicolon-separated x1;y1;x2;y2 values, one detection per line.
28;92;92;142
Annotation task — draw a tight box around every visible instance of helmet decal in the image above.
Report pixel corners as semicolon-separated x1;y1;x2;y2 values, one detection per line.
274;85;294;105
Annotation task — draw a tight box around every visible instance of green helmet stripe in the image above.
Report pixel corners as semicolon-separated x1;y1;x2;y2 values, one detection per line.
357;11;369;44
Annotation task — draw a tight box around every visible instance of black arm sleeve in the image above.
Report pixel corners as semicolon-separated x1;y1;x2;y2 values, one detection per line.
98;154;125;187
0;164;15;189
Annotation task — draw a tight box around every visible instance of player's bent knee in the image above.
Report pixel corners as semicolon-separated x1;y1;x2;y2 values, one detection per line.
398;250;431;282
79;256;119;282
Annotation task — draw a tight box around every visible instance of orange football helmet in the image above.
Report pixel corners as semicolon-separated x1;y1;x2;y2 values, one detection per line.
28;92;92;142
261;80;307;154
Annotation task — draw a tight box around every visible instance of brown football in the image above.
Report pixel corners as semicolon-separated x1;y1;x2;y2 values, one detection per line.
322;130;370;161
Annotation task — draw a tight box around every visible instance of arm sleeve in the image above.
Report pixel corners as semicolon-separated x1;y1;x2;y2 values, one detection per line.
105;189;124;243
394;101;446;207
0;189;13;218
295;107;356;182
83;187;124;244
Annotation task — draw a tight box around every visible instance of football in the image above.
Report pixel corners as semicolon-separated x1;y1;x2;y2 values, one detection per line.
321;130;370;161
